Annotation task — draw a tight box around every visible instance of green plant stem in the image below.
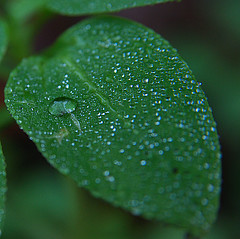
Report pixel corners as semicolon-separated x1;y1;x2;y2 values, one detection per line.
7;9;54;63
0;106;14;130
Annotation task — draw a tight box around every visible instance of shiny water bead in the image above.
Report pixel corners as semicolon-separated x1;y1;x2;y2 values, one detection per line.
49;97;77;116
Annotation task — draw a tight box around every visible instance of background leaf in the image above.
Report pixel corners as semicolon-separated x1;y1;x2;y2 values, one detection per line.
0;142;7;236
46;0;177;16
6;0;48;23
206;0;240;39
0;20;8;63
5;16;221;235
3;0;52;64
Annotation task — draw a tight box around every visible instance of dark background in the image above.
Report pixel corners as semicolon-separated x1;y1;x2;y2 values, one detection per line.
0;0;240;238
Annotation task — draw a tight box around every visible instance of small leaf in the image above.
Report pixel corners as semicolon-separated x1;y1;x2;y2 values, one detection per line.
0;20;8;63
46;0;176;16
0;143;7;235
5;16;221;235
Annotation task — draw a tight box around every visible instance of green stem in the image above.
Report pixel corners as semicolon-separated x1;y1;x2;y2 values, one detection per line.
6;9;54;63
0;106;14;130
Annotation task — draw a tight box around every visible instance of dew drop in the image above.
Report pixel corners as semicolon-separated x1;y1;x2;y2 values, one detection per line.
207;184;214;192
201;198;209;206
49;97;77;116
140;160;147;166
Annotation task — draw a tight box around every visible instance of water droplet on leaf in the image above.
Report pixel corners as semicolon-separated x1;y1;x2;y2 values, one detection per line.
49;97;77;116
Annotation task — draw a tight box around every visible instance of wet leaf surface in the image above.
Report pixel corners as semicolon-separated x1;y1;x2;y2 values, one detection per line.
46;0;176;15
5;16;221;235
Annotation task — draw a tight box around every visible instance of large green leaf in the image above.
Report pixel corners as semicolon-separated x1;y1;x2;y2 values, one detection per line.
5;16;221;235
0;20;8;63
0;143;7;235
46;0;176;16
